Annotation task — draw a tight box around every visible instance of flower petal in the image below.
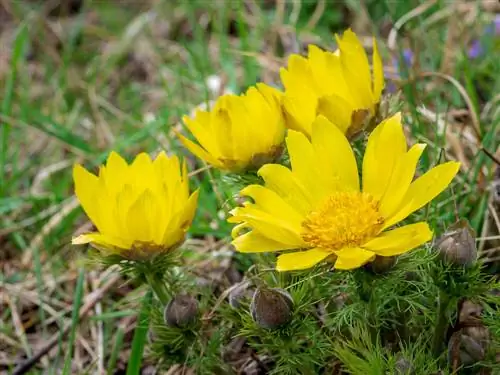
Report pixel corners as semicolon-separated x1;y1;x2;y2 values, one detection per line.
177;132;224;169
229;206;305;247
72;232;131;252
286;130;329;204
103;151;129;192
233;230;299;253
282;92;317;136
383;161;460;229
379;143;426;218
281;54;314;91
334;247;375;270
317;94;354;134
126;189;157;242
362;113;407;200
258;164;313;215
336;29;373;109
183;112;220;157
74;164;103;231
276;248;331;271
311;115;360;192
239;185;304;231
364;222;433;256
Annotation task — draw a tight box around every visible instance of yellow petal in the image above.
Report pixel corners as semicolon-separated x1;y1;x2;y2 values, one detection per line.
383;161;460;229
363;222;432;256
183;112;220;157
317;94;354;134
179;189;199;230
372;37;384;101
276;248;331;271
336;29;373;109
286;130;329;204
258;164;313;215
103;151;129;192
307;45;338;96
282;54;314;91
213;99;236;158
233;230;299;253
362;113;406;200
311;115;359;192
239;185;304;230
379;144;426;218
126;189;157;242
334;247;375;270
72;232;131;252
160;188;199;247
73;164;103;231
230;206;305;247
177;132;224;169
255;82;282;107
282;92;317;136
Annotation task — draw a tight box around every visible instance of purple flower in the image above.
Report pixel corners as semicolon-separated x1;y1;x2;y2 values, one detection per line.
495;15;500;35
402;49;414;65
468;39;483;59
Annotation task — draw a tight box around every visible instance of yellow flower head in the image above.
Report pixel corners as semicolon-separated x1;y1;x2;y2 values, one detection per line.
229;113;460;272
280;29;384;137
72;151;199;259
177;83;286;173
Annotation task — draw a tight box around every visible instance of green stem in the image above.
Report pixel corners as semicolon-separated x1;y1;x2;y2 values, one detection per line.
432;289;450;357
145;272;171;305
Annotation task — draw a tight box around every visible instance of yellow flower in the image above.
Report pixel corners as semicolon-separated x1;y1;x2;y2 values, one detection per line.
280;29;384;137
177;83;286;172
229;113;460;271
72;151;199;259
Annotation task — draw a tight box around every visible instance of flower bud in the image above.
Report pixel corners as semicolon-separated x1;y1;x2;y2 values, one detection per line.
250;287;293;329
164;294;198;328
448;331;487;367
435;219;477;267
364;255;397;274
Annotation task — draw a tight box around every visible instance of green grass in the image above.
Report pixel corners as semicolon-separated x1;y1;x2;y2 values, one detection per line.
0;0;499;373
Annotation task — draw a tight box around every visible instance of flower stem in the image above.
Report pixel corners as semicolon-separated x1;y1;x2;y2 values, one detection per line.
145;272;171;305
432;289;450;357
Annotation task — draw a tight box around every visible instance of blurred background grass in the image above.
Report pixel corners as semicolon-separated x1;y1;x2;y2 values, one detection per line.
0;0;499;373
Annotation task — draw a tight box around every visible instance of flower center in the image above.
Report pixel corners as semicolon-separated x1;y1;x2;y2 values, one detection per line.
301;192;384;250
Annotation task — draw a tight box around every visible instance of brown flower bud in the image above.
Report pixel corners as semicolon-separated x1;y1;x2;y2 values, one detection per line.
448;324;490;368
364;255;397;274
250;287;293;329
164;294;198;328
435;219;477;267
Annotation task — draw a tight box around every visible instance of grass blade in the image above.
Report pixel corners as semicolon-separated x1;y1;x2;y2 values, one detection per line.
107;327;126;375
62;268;86;375
0;23;29;194
126;290;153;375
